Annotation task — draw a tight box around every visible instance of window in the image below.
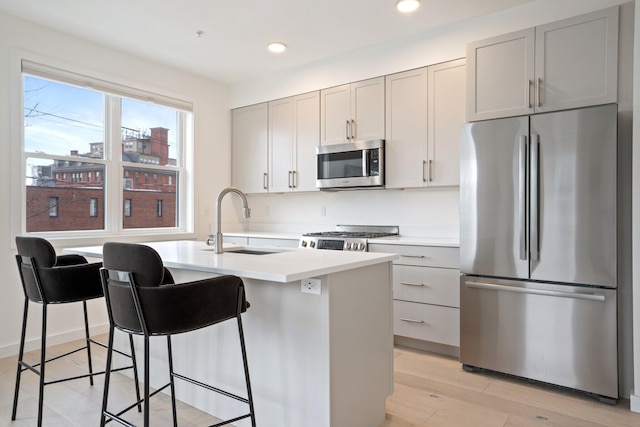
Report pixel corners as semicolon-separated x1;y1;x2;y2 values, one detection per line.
21;61;192;235
89;198;98;217
49;197;58;217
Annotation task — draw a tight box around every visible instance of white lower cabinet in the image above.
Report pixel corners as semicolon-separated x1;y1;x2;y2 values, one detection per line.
369;243;460;348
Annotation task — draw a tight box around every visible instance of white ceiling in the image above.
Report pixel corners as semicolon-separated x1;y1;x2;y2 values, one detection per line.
0;0;535;85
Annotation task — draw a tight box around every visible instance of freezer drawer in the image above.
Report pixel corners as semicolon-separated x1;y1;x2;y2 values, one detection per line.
460;276;618;399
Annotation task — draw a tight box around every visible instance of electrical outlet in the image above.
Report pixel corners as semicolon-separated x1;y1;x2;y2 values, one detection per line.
301;278;321;295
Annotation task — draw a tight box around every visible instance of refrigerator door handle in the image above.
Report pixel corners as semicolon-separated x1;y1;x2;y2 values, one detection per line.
519;135;527;260
530;134;540;261
464;281;606;302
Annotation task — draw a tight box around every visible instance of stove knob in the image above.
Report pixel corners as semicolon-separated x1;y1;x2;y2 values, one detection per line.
348;243;355;250
310;241;316;248
358;242;366;251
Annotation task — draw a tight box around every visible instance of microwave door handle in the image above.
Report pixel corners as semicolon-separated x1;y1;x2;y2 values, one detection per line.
362;149;368;176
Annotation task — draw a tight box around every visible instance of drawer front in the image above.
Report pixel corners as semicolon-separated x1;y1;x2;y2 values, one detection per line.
394;265;460;307
393;300;459;347
223;236;249;245
247;237;300;248
369;244;459;268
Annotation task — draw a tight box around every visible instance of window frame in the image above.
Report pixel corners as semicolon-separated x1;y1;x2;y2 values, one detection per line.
13;56;195;244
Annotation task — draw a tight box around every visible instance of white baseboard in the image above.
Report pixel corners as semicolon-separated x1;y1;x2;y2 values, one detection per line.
0;323;109;360
631;393;640;413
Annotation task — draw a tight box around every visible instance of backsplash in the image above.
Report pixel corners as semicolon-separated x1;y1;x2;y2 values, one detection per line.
240;187;460;238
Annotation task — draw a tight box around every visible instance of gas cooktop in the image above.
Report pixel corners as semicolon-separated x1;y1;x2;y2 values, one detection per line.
300;225;399;251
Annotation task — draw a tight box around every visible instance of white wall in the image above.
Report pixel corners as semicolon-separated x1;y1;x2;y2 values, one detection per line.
228;0;637;402
0;13;234;357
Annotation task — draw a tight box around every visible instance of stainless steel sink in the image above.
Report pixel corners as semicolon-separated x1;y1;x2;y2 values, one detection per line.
201;246;288;255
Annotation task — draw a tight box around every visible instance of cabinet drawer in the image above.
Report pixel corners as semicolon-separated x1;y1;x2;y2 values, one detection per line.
369;244;459;268
394;265;460;307
223;236;249;245
393;300;459;347
247;237;299;248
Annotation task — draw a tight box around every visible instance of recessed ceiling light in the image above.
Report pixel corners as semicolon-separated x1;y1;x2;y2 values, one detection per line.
396;0;420;13
267;42;287;53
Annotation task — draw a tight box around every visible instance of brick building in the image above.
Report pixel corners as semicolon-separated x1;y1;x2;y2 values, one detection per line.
26;127;177;232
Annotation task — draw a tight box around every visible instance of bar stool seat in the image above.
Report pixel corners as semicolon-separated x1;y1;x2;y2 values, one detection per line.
100;241;256;427
13;236;140;427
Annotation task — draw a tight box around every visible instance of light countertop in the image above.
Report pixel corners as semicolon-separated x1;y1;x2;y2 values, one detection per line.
225;231;459;247
65;240;398;283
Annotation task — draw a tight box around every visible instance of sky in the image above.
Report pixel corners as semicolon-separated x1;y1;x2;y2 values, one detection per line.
23;75;179;161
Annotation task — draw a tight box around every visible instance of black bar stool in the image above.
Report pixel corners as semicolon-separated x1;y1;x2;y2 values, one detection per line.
99;241;256;427
13;236;141;426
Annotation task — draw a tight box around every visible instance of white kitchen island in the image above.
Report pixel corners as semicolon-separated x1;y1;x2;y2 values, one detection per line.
65;240;397;427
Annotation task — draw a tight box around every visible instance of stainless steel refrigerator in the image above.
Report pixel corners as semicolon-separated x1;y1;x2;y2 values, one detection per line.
459;103;618;402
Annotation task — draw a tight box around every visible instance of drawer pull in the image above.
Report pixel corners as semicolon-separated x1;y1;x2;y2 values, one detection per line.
400;254;425;259
400;281;424;287
400;318;424;324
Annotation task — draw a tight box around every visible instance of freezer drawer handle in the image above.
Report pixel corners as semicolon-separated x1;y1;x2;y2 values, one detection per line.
464;281;605;302
399;318;424;323
400;254;425;259
400;281;424;287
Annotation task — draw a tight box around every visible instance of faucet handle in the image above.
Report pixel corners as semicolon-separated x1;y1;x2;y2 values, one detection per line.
205;235;217;246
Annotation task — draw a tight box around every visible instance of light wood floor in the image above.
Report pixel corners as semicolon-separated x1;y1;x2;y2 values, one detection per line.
1;336;639;426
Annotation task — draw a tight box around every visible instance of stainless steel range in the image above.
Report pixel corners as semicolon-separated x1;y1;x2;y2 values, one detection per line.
299;225;399;252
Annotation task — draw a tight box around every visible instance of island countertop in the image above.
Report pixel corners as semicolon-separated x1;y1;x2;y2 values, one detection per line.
65;239;398;283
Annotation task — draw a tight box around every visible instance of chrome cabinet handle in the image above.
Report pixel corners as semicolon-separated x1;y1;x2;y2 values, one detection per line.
519;135;527;261
400;254;425;259
422;160;427;182
346;120;350;140
428;159;433;182
288;171;293;188
530;135;539;261
536;78;542;107
292;171;297;188
465;281;605;302
399;318;425;324
527;79;532;108
263;173;268;190
400;282;424;287
351;119;356;139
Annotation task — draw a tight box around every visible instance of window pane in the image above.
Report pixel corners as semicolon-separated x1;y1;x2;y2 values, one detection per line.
121;98;178;165
122;167;177;229
24;76;104;158
26;157;105;232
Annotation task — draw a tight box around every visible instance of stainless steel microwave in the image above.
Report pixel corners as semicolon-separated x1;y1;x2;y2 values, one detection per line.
316;139;384;189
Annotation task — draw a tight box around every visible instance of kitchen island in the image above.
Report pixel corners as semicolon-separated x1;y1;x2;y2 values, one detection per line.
65;240;397;427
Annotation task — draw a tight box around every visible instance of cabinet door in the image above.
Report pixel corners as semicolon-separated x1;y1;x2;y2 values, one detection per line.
292;91;320;192
232;103;268;193
269;98;294;192
351;77;385;141
467;28;535;121
320;84;351;145
384;68;428;189
427;59;465;187
535;7;618;113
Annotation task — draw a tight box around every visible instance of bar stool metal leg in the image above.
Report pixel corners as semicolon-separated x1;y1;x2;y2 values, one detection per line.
37;303;47;427
11;298;29;421
167;336;178;427
82;300;95;386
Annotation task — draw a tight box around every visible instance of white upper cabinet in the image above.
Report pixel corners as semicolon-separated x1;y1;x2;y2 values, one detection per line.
467;6;618;121
320;77;385;145
534;7;618;113
385;59;465;189
232;103;268;193
427;59;466;187
269;92;320;193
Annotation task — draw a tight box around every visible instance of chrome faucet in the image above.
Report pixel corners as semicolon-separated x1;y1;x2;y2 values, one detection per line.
208;187;251;254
